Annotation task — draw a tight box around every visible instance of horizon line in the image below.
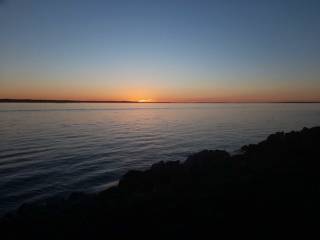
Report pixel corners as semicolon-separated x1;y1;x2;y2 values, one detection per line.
1;99;320;104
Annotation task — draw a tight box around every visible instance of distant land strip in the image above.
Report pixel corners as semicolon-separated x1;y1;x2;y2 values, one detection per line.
0;99;138;103
0;99;320;104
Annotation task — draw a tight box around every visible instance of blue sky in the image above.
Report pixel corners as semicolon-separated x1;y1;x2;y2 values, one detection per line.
0;0;319;101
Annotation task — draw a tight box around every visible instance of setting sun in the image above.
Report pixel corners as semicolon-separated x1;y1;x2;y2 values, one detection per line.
138;99;153;103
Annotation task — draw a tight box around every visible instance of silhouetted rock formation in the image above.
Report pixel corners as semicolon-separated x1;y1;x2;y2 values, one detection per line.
1;127;320;239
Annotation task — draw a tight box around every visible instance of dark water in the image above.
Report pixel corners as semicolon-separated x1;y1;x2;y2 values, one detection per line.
0;103;320;215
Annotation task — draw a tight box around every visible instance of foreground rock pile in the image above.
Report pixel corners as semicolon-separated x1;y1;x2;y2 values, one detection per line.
1;127;320;239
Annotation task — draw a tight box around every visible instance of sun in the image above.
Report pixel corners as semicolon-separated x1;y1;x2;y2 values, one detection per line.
138;99;152;103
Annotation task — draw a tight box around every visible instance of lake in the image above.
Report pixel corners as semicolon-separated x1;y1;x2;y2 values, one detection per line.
0;103;320;215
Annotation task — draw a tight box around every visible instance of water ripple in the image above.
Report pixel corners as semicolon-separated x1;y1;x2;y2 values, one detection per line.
1;103;320;215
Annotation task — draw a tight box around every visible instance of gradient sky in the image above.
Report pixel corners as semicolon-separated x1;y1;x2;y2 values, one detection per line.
0;0;319;102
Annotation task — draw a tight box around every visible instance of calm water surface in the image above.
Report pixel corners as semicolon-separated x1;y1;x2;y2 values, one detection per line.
0;103;320;215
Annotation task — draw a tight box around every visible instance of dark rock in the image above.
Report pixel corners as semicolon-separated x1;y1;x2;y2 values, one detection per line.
184;149;230;168
2;126;320;239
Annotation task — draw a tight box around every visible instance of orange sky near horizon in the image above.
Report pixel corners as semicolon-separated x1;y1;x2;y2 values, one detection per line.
1;64;319;102
1;78;320;102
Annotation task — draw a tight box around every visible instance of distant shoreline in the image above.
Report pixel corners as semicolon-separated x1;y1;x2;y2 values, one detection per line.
1;99;320;104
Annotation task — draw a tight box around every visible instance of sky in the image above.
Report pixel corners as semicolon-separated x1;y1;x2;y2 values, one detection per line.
0;0;319;102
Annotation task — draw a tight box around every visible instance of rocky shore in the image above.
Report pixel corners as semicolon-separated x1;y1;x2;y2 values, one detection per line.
1;127;320;239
